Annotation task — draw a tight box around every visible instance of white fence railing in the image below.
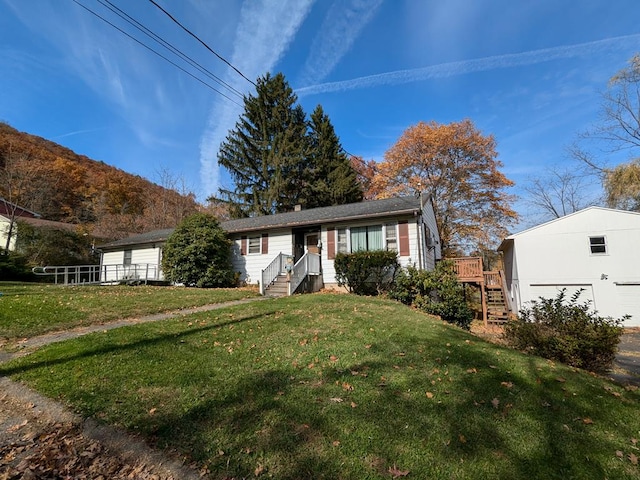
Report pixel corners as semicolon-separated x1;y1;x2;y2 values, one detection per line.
32;264;162;285
288;253;321;295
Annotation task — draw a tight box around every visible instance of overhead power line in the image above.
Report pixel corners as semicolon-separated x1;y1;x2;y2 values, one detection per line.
99;0;244;98
147;0;257;87
70;0;243;107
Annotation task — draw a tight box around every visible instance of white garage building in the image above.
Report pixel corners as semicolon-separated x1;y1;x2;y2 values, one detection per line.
498;207;640;327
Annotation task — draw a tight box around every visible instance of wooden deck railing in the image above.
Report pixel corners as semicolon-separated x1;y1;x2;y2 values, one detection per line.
451;257;483;282
483;271;501;287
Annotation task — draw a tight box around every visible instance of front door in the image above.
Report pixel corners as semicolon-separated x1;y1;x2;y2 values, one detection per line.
305;233;320;254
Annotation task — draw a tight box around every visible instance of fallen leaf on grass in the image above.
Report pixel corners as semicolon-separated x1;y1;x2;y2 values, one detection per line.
388;464;410;478
426;392;434;399
501;381;514;389
459;434;467;444
629;453;638;465
617;450;625;458
582;418;594;425
491;398;500;409
556;377;566;383
466;368;477;374
148;408;157;416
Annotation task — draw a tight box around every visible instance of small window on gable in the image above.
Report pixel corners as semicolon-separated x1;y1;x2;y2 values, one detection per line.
589;236;607;254
248;235;261;254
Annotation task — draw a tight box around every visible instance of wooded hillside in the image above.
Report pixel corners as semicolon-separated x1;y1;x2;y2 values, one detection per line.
0;123;199;240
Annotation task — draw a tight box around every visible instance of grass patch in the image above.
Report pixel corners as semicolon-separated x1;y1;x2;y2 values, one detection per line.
2;294;639;479
0;282;259;340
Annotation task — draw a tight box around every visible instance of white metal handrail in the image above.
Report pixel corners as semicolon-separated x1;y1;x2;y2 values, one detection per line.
260;253;288;295
32;263;162;285
288;253;321;295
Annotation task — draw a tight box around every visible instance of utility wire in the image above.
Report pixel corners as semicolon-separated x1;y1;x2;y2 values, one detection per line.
70;0;243;107
99;0;244;99
147;0;257;87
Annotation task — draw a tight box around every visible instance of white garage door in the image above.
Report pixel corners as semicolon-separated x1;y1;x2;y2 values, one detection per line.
615;284;640;327
529;284;595;309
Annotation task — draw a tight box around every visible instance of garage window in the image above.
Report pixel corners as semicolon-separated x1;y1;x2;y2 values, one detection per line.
589;236;607;255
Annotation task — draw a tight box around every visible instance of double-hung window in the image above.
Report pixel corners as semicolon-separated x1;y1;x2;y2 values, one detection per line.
385;223;397;251
337;228;348;253
248;235;261;254
123;249;132;266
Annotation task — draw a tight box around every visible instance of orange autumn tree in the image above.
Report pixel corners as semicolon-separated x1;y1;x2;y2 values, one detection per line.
373;119;518;256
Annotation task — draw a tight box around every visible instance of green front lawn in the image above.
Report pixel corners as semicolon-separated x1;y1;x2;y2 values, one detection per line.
0;282;259;340
2;294;638;479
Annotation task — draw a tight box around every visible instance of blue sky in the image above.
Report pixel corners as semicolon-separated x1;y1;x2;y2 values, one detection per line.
1;0;639;227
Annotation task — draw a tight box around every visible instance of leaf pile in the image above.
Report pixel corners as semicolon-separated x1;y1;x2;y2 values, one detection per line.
1;421;175;479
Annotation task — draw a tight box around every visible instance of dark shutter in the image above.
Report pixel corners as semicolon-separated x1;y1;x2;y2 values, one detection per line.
261;233;269;254
398;221;410;256
240;236;247;256
327;228;336;259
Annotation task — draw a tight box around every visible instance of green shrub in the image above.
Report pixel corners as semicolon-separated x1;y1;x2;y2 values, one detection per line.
15;221;98;266
334;250;399;295
390;261;473;329
161;213;235;288
0;251;35;281
504;289;624;373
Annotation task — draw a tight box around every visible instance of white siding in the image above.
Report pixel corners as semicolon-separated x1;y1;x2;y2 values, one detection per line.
230;228;292;285
0;216;15;251
420;198;441;270
100;246;162;282
321;215;424;286
501;207;640;327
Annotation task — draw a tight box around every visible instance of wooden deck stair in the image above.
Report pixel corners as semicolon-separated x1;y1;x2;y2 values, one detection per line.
452;257;512;325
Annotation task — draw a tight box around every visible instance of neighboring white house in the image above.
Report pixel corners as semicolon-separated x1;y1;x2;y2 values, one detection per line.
1;198;79;252
1;198;40;251
97;194;442;292
498;206;640;327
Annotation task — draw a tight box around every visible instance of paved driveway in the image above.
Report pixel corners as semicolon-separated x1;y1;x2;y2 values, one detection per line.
610;332;640;386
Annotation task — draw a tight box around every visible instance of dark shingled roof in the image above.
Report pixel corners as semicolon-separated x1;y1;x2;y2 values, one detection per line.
98;228;174;250
98;196;422;249
221;195;422;233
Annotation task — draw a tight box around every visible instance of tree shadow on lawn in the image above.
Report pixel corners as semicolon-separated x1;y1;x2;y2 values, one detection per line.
129;335;639;479
2;315;638;479
0;310;275;377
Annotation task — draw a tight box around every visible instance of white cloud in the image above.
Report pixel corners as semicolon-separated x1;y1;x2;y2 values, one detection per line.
198;0;315;197
296;33;640;96
298;0;384;85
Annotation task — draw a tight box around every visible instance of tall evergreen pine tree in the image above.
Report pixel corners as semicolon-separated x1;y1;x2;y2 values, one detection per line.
217;73;308;217
307;105;363;208
215;73;362;218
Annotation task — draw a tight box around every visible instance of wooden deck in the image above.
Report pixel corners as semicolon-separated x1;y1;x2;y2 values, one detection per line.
451;257;513;325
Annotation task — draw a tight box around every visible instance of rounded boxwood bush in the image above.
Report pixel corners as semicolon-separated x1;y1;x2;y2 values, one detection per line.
161;213;235;288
